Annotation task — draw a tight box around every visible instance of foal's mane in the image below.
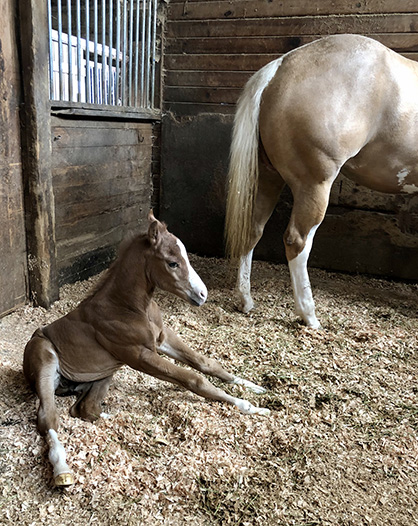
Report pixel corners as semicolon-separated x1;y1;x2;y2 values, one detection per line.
81;231;148;302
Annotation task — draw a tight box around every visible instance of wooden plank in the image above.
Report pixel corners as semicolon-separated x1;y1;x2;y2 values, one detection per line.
163;101;236;115
164;54;278;71
56;204;145;248
166;33;418;55
168;0;418;19
19;0;59;308
0;0;27;316
164;86;241;104
52;159;151;187
167;14;418;38
52;127;151;149
51;119;153;283
51;143;151;170
165;50;418;74
165;70;252;88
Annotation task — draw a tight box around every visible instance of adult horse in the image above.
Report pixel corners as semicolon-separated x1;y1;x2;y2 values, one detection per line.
225;34;418;328
24;212;268;486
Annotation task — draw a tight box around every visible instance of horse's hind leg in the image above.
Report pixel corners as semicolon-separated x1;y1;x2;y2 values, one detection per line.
237;157;285;313
69;376;113;422
23;332;74;486
284;180;334;328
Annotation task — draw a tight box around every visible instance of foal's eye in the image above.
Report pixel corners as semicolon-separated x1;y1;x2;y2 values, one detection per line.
168;262;179;269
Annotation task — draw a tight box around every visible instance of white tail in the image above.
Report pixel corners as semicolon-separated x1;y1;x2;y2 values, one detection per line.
225;58;282;259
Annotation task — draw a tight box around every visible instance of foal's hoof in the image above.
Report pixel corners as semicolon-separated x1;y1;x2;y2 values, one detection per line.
55;472;75;486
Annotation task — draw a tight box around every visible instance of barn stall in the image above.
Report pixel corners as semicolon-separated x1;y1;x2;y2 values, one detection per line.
1;1;418;524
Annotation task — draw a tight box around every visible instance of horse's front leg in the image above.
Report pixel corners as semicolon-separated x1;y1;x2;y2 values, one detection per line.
129;344;270;416
159;328;267;395
284;179;335;329
23;332;74;486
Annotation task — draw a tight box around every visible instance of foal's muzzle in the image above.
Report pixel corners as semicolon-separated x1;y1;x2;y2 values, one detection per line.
188;287;207;307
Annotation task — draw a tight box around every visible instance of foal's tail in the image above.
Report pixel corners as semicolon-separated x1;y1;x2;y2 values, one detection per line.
225;57;282;260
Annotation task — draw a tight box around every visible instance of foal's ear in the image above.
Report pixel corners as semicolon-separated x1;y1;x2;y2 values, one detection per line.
148;209;157;223
148;220;160;246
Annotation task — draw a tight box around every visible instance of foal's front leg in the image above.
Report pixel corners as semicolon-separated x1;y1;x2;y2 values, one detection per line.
159;328;267;395
129;344;269;416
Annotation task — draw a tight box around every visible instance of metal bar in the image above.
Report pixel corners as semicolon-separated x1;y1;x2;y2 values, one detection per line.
116;0;121;104
47;0;54;100
128;0;134;106
85;0;90;103
57;0;64;100
93;0;99;103
108;0;113;104
150;0;157;108
76;0;82;101
140;0;146;106
101;0;106;104
67;0;73;102
134;0;140;107
145;0;152;107
122;0;127;105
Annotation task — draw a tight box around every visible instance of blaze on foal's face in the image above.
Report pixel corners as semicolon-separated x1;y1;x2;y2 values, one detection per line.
147;220;208;306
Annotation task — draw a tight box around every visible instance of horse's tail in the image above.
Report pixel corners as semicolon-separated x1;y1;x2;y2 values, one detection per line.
225;57;282;260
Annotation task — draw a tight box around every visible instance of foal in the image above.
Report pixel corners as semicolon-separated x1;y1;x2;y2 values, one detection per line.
24;213;268;486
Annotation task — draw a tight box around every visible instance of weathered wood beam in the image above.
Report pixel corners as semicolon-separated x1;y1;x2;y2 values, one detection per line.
19;0;59;307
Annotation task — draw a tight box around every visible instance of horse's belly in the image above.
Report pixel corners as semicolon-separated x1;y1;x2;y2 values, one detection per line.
343;149;418;194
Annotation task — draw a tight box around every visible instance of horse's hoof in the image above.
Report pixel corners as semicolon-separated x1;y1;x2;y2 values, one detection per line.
55;472;75;486
239;297;254;314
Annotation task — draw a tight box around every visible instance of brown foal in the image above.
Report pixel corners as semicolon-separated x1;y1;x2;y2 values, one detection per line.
24;212;269;486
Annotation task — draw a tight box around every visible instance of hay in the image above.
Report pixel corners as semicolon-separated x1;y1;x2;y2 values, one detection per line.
0;256;417;525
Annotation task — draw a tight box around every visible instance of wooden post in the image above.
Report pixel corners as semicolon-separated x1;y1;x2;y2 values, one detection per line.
19;0;59;307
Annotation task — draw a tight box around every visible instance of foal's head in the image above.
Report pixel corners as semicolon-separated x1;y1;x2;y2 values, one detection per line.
146;212;208;306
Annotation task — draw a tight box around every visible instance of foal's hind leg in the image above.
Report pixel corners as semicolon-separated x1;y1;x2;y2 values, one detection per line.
23;332;74;486
284;180;334;328
237;157;285;313
69;376;113;422
159;328;266;394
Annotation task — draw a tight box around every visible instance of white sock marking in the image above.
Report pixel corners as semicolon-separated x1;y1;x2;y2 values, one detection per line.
237;250;254;313
232;376;266;394
288;225;321;328
47;429;71;479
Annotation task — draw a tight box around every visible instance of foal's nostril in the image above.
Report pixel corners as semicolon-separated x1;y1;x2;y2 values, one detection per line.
199;290;207;299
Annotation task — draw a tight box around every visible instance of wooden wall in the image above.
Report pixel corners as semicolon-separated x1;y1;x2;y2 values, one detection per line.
0;0;27;316
0;0;158;316
51;118;153;285
164;0;418;115
160;0;418;279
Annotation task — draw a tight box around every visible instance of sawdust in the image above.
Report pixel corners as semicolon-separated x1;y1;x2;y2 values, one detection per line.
0;256;417;526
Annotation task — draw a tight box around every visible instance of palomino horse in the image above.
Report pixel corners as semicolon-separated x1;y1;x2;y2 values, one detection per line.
225;34;418;328
24;212;268;486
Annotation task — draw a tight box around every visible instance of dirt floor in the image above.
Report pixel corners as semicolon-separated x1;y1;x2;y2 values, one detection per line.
0;255;417;526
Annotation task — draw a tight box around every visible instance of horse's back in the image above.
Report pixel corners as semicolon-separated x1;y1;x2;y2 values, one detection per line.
259;34;418;192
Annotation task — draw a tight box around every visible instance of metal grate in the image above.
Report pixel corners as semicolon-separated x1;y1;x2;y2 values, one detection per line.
47;0;159;109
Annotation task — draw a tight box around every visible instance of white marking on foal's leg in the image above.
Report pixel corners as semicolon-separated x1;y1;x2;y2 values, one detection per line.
231;376;266;394
288;225;321;329
46;429;74;486
237;249;254;313
231;396;270;416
